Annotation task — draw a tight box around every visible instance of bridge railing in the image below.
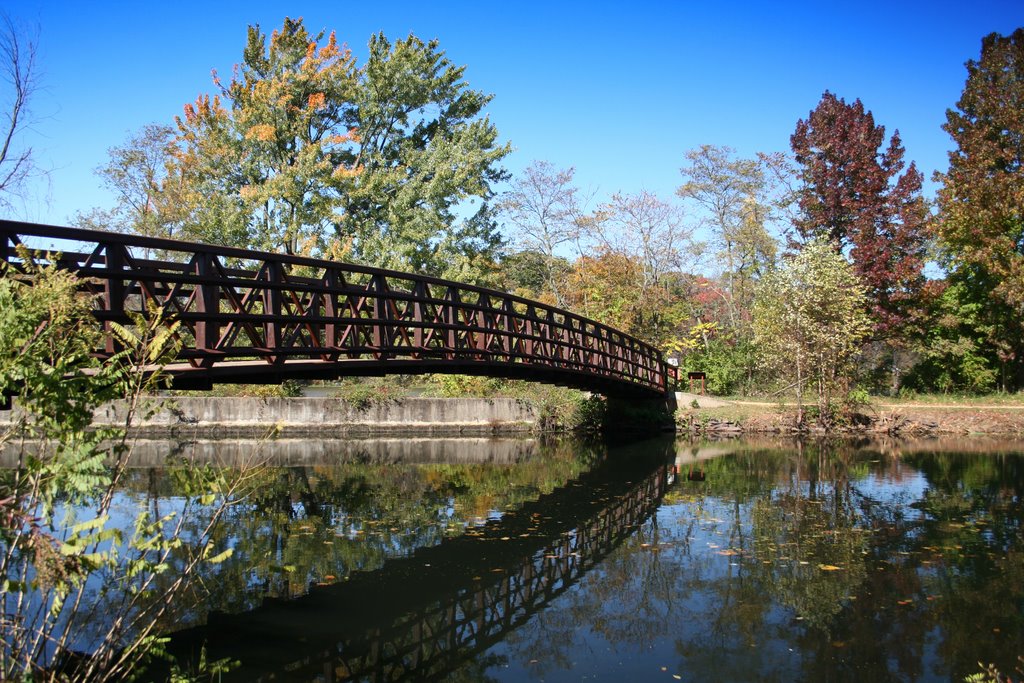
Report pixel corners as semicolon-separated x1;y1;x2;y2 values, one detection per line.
0;221;676;396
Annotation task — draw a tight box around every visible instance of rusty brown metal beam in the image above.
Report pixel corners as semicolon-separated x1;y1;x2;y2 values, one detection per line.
0;220;679;398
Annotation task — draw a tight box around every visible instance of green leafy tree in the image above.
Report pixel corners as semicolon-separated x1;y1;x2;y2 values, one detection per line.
149;17;509;280
902;281;999;393
753;239;872;427
0;252;250;681
498;248;571;302
340;31;510;277
934;28;1024;390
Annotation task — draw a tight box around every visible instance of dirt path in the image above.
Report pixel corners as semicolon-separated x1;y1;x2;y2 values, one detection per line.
730;400;1024;410
704;399;1024;435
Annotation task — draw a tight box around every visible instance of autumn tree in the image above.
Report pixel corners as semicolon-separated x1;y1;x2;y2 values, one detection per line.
753;240;872;427
75;124;176;237
562;191;697;347
498;160;587;306
561;249;690;348
586;190;697;288
0;13;42;210
791;92;928;337
114;18;509;280
934;28;1024;390
677;145;780;323
165;19;361;255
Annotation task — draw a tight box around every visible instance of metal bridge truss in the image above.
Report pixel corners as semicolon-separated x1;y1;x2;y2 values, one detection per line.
1;221;678;397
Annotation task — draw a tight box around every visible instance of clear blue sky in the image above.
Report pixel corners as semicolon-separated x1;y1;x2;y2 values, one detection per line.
7;0;1024;228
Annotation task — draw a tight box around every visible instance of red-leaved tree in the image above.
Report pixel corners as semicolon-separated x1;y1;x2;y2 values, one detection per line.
790;92;928;337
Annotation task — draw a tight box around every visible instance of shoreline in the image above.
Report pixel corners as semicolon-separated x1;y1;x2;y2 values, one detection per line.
674;397;1024;436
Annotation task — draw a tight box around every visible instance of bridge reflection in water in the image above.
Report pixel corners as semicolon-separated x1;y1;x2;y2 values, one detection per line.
166;439;676;682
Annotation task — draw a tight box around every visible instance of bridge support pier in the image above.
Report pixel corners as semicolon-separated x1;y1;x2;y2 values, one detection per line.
603;393;677;432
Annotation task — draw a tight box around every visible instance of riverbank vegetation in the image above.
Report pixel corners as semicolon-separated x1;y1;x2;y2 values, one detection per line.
0;255;255;679
58;19;1022;431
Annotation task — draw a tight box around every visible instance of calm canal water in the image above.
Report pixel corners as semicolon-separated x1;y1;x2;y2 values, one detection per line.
118;435;1024;681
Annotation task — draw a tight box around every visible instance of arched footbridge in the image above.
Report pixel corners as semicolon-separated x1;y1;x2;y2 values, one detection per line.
0;221;679;398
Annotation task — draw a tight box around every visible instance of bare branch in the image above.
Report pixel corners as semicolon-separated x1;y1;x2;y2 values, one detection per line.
0;12;42;209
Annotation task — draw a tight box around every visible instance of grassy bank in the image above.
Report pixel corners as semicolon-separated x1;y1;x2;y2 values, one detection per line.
676;393;1024;436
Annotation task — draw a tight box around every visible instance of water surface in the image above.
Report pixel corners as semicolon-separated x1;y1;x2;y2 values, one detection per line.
58;436;1024;681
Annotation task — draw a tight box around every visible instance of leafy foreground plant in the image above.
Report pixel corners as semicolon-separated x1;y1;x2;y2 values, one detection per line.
0;253;257;681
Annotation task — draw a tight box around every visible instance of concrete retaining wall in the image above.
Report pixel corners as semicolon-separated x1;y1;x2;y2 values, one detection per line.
79;396;539;436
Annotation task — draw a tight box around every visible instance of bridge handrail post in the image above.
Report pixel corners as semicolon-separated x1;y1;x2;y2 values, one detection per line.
443;287;460;359
262;260;283;358
0;226;10;266
371;273;393;359
193;252;220;362
411;279;427;353
102;242;127;356
323;268;340;350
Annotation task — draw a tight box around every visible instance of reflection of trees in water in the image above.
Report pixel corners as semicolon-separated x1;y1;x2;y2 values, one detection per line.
109;437;604;633
495;440;1024;681
160;438;676;681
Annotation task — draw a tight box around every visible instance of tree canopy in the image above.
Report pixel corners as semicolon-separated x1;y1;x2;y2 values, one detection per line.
791;92;927;337
934;28;1024;390
753;239;872;425
100;18;510;282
